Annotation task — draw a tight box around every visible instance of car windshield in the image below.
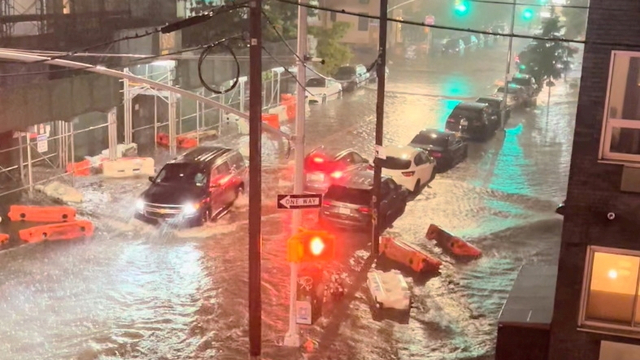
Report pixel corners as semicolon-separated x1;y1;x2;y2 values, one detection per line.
374;156;412;170
410;133;448;148
325;185;371;206
306;78;326;87
335;67;355;78
154;163;207;186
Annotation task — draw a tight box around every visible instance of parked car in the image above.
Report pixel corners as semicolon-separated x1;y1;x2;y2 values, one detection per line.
304;146;370;194
445;102;500;140
305;77;342;104
510;73;540;106
319;170;408;230
334;64;369;92
495;83;528;108
476;95;511;125
134;146;247;227
441;38;465;56
408;129;468;171
374;145;436;193
460;35;479;51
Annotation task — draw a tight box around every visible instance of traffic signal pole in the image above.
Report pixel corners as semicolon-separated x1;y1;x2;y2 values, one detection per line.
283;0;307;348
372;0;388;255
248;0;263;358
500;0;516;130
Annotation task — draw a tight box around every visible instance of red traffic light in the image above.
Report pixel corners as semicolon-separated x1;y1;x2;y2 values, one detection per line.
287;229;336;263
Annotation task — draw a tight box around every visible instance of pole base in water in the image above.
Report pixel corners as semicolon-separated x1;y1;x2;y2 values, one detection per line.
283;331;301;347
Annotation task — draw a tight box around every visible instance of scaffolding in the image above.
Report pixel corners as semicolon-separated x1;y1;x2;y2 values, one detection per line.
0;0;47;38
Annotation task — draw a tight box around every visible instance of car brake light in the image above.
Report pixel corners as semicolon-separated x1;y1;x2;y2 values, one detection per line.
330;171;343;179
358;207;370;213
401;171;415;177
313;156;324;163
323;200;332;206
447;118;455;122
431;152;442;158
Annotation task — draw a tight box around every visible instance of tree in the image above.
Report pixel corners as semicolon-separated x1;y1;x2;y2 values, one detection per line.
308;22;353;76
518;13;578;88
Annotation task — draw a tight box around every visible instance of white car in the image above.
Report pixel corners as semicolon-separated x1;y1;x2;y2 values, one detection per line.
305;77;342;104
375;145;436;192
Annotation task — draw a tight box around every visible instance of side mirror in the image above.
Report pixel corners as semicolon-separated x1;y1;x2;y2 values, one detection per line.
148;176;154;183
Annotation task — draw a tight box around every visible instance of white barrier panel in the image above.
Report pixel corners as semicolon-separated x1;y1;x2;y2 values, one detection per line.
101;143;138;158
102;157;155;178
268;105;288;123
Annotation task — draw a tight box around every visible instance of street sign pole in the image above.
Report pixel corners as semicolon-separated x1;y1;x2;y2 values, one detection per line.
283;0;307;348
424;16;435;55
501;0;516;130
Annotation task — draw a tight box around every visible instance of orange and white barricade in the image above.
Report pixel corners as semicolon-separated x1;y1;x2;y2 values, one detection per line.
8;205;77;223
0;234;8;243
379;236;442;273
176;129;218;149
19;220;94;243
102;157;155;178
426;224;482;259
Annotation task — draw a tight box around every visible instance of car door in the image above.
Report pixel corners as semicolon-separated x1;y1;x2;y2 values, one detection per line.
412;151;429;183
210;161;232;210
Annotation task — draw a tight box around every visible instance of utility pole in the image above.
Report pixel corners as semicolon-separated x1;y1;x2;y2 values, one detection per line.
372;0;388;255
283;0;307;348
248;0;263;358
501;0;516;130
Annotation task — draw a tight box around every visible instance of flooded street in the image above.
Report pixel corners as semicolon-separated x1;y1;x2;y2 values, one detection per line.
0;39;579;360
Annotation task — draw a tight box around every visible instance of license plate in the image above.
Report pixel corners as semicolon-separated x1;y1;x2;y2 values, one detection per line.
308;173;325;182
338;207;351;215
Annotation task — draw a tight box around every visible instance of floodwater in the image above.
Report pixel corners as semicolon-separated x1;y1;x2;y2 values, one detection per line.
0;38;581;360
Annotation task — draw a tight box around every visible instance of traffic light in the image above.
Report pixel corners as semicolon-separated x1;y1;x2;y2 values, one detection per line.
287;228;336;263
522;8;534;20
454;1;469;16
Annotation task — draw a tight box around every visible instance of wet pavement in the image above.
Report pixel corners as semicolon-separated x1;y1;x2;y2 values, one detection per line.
0;39;580;360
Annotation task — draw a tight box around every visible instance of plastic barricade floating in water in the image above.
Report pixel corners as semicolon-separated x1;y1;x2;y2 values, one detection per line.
379;236;442;273
19;220;94;243
367;269;412;311
8;205;77;223
176;130;218;149
261;113;280;130
102;157;155;178
66;159;91;176
0;234;8;243
425;224;482;259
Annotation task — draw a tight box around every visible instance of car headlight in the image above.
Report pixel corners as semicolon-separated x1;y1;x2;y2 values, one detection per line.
135;199;145;212
183;202;200;215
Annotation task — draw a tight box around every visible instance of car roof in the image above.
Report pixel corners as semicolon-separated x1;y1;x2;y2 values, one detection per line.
308;146;357;160
417;128;454;139
172;146;233;164
477;96;501;103
334;170;390;190
383;145;420;158
453;102;488;111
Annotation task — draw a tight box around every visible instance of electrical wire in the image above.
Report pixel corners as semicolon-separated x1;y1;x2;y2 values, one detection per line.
260;45;315;97
273;0;640;48
262;9;380;85
197;39;242;94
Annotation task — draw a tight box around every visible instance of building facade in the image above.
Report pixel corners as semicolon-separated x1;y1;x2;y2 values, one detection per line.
548;0;640;359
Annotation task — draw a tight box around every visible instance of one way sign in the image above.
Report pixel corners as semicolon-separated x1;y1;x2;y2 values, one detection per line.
277;194;323;210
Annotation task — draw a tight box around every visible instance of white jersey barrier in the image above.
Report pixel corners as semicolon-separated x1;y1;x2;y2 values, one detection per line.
367;270;412;311
102;157;155;178
268;105;288;123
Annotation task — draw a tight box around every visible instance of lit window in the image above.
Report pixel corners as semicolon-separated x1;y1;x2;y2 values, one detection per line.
581;246;640;331
600;51;640;164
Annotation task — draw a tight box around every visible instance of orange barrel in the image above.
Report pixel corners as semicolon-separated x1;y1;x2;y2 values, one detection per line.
19;220;94;243
8;205;76;223
156;133;169;146
261;113;280;130
0;233;8;243
379;236;442;273
65;159;91;176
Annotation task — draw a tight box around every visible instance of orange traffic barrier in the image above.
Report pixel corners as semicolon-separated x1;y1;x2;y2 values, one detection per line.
261;113;280;130
66;159;91;176
19;220;94;243
426;224;482;259
8;205;77;223
156;133;169;147
0;234;8;244
176;130;218;149
281;94;296;120
379;236;442;273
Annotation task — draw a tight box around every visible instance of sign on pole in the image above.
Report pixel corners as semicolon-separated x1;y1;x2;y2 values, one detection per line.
277;194;323;209
36;134;48;153
425;15;435;25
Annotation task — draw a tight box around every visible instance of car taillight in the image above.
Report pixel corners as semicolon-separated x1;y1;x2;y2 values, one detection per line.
313;156;324;163
323;200;332;206
330;171;343;179
431;152;441;158
401;171;415;177
358;207;370;213
447;118;455;122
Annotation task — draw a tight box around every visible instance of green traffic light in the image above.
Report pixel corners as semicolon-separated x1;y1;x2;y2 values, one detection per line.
454;2;469;15
522;9;534;20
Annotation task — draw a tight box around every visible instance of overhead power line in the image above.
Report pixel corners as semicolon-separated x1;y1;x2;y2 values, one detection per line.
273;0;640;48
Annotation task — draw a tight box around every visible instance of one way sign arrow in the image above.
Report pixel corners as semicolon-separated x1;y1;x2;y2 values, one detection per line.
277;194;323;210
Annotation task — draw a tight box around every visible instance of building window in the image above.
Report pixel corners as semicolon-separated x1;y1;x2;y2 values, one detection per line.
600;51;640;163
330;12;336;22
580;246;640;332
358;13;369;31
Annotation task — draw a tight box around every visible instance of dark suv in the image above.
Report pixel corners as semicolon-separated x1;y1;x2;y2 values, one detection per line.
134;146;247;227
445;102;500;140
319;170;408;230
